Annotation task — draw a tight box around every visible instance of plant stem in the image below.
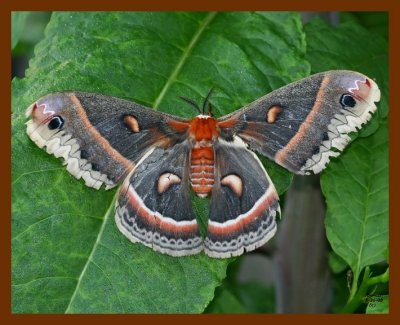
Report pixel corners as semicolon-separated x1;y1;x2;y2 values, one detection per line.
367;268;389;286
340;267;389;313
348;271;359;302
341;267;371;313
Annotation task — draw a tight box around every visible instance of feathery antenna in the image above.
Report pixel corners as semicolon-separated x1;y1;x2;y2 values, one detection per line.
202;87;214;116
179;96;202;114
180;88;215;116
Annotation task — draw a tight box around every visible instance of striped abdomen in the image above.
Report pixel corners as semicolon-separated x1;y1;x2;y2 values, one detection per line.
190;146;214;197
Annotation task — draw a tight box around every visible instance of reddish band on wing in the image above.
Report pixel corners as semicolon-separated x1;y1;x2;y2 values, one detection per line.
122;183;199;234
207;187;278;235
217;115;239;129
274;74;331;166
70;94;135;172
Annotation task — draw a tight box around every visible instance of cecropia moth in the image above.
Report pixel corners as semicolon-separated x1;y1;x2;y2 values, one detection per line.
25;70;380;258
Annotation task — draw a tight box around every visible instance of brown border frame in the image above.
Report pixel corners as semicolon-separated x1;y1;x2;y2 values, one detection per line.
3;0;398;322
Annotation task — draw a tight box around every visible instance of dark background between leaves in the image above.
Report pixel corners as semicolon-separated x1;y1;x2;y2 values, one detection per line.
11;11;388;313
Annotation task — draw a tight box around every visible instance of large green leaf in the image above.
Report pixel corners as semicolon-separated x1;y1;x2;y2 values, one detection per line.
305;17;389;284
205;288;247;313
322;121;388;282
340;12;388;42
230;282;275;313
305;17;388;136
206;282;275;313
11;11;30;50
12;11;309;313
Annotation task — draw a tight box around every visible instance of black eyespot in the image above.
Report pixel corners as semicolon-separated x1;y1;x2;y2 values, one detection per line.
340;94;357;108
48;115;64;130
80;150;89;160
91;163;100;172
311;146;320;155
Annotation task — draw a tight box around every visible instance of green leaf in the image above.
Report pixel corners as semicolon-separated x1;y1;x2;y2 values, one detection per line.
305;17;388;136
384;243;389;263
328;251;349;274
12;11;309;313
206;282;275;313
230;282;275;313
340;12;388;41
322;120;388;282
365;295;388;314
305;17;388;284
12;12;51;59
205;287;247;313
11;11;30;50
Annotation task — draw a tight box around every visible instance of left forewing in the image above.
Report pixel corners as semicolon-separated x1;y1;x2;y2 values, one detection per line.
25;92;189;189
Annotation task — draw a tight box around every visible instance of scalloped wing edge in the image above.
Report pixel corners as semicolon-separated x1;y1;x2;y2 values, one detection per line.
300;77;381;175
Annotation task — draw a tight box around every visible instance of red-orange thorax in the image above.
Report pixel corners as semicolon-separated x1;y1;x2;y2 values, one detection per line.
188;116;218;197
188;116;218;141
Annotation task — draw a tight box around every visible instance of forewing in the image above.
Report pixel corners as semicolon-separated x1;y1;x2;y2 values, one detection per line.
116;140;203;256
217;70;381;174
25;92;189;189
205;137;280;258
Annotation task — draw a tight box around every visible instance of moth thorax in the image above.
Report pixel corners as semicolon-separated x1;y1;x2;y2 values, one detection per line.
190;144;214;198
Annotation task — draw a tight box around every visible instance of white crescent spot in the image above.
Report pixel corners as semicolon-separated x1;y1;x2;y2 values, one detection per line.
221;174;243;197
157;173;181;194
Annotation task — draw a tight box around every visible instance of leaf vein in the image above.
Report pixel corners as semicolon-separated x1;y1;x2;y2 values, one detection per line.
152;11;217;109
97;242;159;311
12;167;65;186
12;213;102;241
64;192;118;313
90;260;125;312
12;276;78;287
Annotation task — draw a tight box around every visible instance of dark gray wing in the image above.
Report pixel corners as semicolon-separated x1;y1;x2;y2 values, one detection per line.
116;140;203;256
205;137;280;258
26;92;190;189
217;70;380;175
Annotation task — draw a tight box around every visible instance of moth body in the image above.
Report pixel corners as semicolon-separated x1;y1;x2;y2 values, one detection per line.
188;116;218;198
